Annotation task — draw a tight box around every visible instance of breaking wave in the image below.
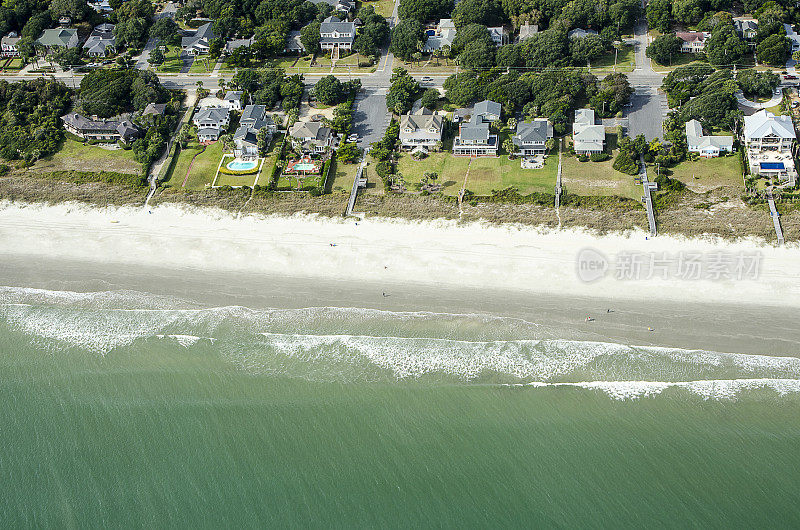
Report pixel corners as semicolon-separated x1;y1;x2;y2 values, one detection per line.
1;285;799;401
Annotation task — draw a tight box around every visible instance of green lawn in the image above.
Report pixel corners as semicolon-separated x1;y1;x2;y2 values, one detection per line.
561;154;641;200
651;55;707;72
591;46;635;73
667;154;743;192
189;56;217;73
396;141;558;196
155;46;184;73
364;0;395;17
331;159;361;193
0;57;23;71
31;138;141;175
164;137;225;190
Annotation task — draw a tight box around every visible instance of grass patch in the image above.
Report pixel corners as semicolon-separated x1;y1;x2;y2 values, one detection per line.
561;153;641;201
591;46;635;73
189;56;217;73
164;137;225;190
30;138;141;176
155;45;184;73
666;155;743;192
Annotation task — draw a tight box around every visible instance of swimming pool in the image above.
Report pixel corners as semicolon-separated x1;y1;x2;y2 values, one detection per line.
293;163;317;171
227;160;258;171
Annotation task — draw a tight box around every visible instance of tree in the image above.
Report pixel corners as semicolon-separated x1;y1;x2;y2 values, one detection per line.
386;67;420;114
705;23;747;65
458;40;495;68
452;0;504;27
569;34;608;66
420;88;439;109
149;18;180;45
389;20;424;61
591;72;633;117
646;34;682;65
756;33;790;66
736;69;780;98
53;46;83;69
496;43;522;67
148;46;165;68
502;138;516;157
451;23;493;55
50;0;91;22
398;0;453;21
443;71;485;107
313;75;344;105
337;142;361;163
300;21;321;54
671;0;707;26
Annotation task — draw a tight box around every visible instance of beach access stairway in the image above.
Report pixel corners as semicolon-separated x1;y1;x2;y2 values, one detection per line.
346;158;368;216
767;192;785;245
554;141;563;209
639;157;657;237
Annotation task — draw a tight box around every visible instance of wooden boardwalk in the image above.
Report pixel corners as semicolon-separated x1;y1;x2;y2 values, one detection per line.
346;159;368;216
639;156;657;237
767;192;785;245
554;140;563;209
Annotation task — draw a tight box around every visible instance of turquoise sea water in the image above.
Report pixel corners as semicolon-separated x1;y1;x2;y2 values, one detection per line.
1;286;799;527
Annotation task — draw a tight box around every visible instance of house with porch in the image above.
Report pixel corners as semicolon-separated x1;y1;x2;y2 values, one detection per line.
182;22;215;56
289;121;337;153
676;31;709;53
743;110;797;183
1;32;20;56
232;104;277;158
512;119;553;157
399;108;443;151
222;91;243;111
319;16;355;57
193;106;230;142
685;119;733;157
573;109;605;154
423;19;456;53
83;23;115;57
733;17;758;41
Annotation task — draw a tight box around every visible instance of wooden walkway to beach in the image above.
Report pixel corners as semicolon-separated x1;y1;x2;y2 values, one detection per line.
767;192;785;245
346;158;368;216
554;140;563;209
639;157;657;237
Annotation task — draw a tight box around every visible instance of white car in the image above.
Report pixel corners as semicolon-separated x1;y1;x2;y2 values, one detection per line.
347;134;358;143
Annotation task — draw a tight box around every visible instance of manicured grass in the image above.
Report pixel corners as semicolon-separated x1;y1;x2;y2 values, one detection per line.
189;56;216;73
215;169;260;187
164;138;225;190
561;154;641;201
365;0;395;17
396;142;558;196
331;159;361;193
31;138;141;175
667;154;743;192
155;46;184;73
651;55;707;72
591;46;635;73
0;57;23;71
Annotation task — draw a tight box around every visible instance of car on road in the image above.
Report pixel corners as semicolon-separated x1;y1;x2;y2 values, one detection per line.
421;76;432;81
347;134;359;143
783;74;797;80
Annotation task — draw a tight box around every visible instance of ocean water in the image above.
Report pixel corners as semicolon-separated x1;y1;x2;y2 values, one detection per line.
1;285;799;527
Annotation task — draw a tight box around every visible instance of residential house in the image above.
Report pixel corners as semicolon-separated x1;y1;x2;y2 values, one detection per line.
517;23;538;42
676;32;709;53
88;0;113;13
487;26;505;46
784;24;800;53
285;31;304;54
234;108;276;158
222;91;243;111
398;108;443;151
685;119;733;157
572;109;605;154
733;17;758;40
453;100;501;156
142;102;168;117
1;32;20;57
182;22;215;56
335;0;353;13
319;16;355;54
36;28;80;52
568;28;598;39
289;121;337;153
192;106;231;142
743;110;795;152
423;19;456;53
512;119;553;157
83;23;115;57
61;112;139;142
224;37;253;55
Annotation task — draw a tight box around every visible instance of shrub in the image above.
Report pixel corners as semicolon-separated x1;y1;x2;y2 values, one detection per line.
375;161;392;178
578;154;590;162
590;152;610;162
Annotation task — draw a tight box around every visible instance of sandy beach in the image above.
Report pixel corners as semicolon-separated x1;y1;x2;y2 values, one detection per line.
1;200;799;306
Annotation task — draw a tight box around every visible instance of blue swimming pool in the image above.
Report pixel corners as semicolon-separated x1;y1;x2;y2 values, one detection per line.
227;160;258;171
760;162;785;171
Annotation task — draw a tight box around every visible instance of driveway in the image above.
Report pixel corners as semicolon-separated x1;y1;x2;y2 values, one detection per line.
351;88;391;148
625;86;669;141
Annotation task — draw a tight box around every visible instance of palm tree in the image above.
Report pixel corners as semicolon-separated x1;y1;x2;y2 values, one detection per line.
441;44;451;66
412;51;422;66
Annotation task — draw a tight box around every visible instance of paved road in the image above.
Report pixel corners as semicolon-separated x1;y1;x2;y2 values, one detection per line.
351;88;391;148
625;86;669;141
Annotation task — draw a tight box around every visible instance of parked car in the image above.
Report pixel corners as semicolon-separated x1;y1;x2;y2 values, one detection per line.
347;134;358;143
783;74;797;80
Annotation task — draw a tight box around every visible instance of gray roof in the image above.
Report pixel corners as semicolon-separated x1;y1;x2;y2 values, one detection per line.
182;22;215;49
143;103;168;116
568;28;598;39
744;110;796;141
194;107;230;124
37;28;78;48
473;100;501;120
513;119;552;146
320;16;355;37
241;104;266;124
83;35;115;54
459;118;490;142
225;37;253;53
289;121;332;144
224;90;242;103
2;33;20;47
61;112;139;139
285;31;304;51
685;119;734;150
233;125;258;145
197;127;220;137
574;108;595;125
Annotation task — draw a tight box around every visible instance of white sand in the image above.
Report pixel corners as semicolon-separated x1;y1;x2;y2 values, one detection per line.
1;200;798;308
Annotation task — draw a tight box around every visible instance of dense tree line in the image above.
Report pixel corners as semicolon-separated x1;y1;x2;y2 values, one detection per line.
661;64;740;131
0;78;72;162
231;67;305;110
79;69;170;118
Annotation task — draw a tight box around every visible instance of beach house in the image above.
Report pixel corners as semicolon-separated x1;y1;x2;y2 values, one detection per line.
233;104;276;158
512;119;553;157
743;110;797;183
399;108;443;151
453;100;501;157
289;121;337;153
222;91;243;111
61;113;139;143
319;16;355;56
1;32;20;56
193;107;231;142
83;23;116;57
685;119;733;157
572;109;605;155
